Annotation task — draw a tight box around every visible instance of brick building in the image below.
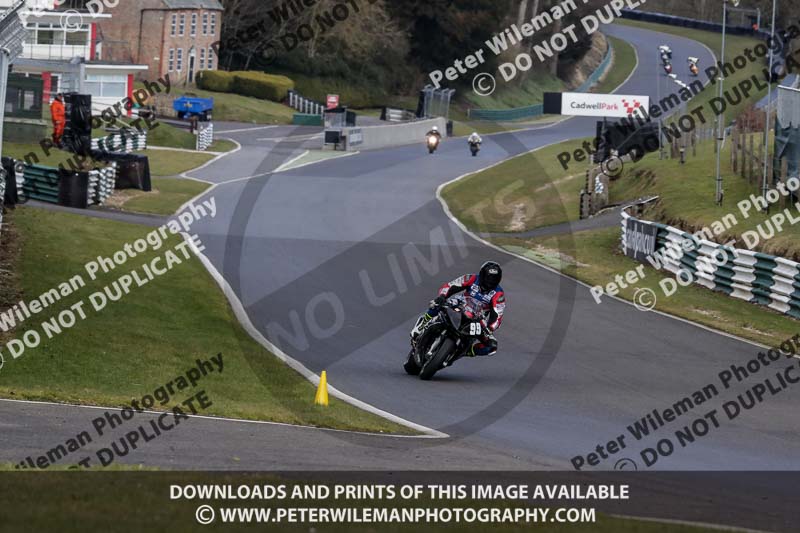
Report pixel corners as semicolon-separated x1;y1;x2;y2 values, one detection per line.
100;0;223;84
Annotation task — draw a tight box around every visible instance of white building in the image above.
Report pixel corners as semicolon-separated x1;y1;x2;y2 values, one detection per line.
0;0;147;114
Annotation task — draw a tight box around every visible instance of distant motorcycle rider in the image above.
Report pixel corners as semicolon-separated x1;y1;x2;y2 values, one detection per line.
426;125;442;141
411;261;506;356
467;132;482;145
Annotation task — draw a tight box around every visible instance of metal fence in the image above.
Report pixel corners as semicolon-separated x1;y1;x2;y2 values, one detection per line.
17;162;117;206
91;131;148;153
288;90;325;115
468;40;614;122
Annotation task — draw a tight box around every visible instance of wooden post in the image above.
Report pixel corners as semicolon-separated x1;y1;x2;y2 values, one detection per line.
748;134;755;183
740;132;747;179
781;158;789;208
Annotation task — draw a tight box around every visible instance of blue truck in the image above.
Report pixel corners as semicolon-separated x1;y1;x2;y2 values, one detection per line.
173;94;214;121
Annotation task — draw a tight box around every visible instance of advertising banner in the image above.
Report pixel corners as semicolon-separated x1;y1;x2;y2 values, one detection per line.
544;92;650;118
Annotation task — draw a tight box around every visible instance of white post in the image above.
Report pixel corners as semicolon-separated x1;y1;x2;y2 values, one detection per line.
761;0;777;210
715;1;729;205
0;50;9;159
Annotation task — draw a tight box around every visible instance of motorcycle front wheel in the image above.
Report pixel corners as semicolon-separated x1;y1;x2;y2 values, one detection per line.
420;337;456;380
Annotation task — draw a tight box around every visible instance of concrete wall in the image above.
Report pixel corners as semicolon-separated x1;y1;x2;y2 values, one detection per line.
340;117;447;152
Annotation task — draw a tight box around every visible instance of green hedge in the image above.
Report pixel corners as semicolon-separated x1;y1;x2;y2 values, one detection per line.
196;70;234;92
197;70;294;102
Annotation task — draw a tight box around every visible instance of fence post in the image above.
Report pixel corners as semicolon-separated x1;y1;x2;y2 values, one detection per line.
748;134;755;183
740;133;747;179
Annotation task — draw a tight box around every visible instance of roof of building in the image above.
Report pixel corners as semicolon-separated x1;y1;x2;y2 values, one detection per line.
162;0;224;10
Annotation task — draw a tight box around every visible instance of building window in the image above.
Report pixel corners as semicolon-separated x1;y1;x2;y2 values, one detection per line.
202;12;208;35
168;48;175;71
199;48;205;70
170;14;177;36
176;48;184;71
84;74;127;98
65;29;89;46
207;47;214;70
179;13;185;36
190;13;197;36
210;13;217;36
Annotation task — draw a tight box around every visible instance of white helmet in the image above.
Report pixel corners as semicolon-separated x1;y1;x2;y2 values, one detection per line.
432;126;439;132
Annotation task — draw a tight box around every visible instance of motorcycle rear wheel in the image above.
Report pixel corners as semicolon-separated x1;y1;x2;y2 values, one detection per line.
420;337;456;381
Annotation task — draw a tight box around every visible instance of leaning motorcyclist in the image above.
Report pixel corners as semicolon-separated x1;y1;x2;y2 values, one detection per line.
468;132;482;145
411;261;506;357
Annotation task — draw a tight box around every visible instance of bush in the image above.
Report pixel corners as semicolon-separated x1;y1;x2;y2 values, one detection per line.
196;70;234;92
230;71;294;102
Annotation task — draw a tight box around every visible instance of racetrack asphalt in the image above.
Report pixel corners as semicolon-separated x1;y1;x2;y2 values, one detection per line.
4;23;800;484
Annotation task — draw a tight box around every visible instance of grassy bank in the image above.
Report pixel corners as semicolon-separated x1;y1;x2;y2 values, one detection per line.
0;208;410;434
593;35;637;95
441;140;588;233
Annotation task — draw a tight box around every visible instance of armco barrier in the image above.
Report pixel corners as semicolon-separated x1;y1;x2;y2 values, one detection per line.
20;162;116;207
91;131;147;153
338;117;447;152
621;203;800;319
196;122;214;151
469;36;614;122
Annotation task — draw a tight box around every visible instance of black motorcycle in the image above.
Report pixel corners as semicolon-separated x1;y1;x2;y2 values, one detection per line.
469;141;481;157
404;300;485;380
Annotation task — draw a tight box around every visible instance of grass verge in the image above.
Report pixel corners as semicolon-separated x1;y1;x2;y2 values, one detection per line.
135;148;215;177
592;35;637;95
494;227;800;347
440;139;588;233
108;177;210;216
0;208;411;434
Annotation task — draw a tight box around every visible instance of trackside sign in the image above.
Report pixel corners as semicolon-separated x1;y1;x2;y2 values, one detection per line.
624;218;659;262
544;92;650;118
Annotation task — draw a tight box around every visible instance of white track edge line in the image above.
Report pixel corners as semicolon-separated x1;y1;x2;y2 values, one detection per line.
0;397;432;439
181;233;448;439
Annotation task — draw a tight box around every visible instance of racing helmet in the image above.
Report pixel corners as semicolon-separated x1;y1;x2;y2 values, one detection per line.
431;126;439;132
478;261;502;292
